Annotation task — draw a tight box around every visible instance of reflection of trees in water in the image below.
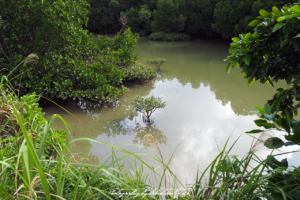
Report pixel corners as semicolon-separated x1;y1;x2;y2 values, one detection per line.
136;38;285;116
46;75;168;159
132;123;167;147
69;113;168;158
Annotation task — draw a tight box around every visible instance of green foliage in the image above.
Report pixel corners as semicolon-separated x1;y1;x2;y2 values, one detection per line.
87;0;122;33
151;0;187;33
147;58;166;71
185;0;221;38
212;0;291;39
149;31;191;41
0;0;142;103
212;0;253;39
132;95;167;122
122;60;157;81
123;8;140;33
138;5;153;35
224;4;300;198
86;0;291;39
225;4;300;146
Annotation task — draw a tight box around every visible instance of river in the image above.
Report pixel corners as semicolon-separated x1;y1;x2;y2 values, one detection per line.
43;37;300;187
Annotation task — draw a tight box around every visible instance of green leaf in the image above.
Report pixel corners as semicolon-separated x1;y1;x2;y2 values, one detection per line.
225;63;233;74
229;42;240;53
284;108;292;124
272;23;285;32
291;5;300;13
263;103;271;114
259;10;269;18
242;56;250;65
267;156;288;169
282;118;290;134
246;77;255;86
232;37;240;42
245;129;265;134
293;79;300;84
249;19;261;27
277;15;293;22
264;137;284;149
272;6;281;15
254;119;276;129
245;33;251;41
255;105;265;114
294;33;300;38
233;61;239;68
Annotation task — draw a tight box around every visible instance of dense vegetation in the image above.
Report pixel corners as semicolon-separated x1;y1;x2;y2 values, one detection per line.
87;0;291;40
0;0;156;103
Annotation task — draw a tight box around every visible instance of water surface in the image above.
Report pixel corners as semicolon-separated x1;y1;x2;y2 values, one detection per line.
44;37;299;186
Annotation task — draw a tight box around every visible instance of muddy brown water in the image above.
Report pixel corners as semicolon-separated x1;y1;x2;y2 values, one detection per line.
44;37;300;188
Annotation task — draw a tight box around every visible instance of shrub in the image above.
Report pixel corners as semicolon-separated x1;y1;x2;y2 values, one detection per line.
147;58;166;71
0;1;139;103
122;60;156;81
131;95;167;122
151;0;187;33
149;31;191;41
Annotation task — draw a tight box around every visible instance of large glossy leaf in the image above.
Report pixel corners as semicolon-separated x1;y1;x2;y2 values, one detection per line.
264;137;284;149
259;10;268;18
291;5;300;13
272;23;285;32
249;19;261;27
272;6;281;15
254;119;276;129
232;37;240;42
245;129;264;134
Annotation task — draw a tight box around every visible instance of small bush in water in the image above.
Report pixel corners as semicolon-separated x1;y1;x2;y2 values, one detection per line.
132;95;166;122
122;60;156;81
147;58;166;71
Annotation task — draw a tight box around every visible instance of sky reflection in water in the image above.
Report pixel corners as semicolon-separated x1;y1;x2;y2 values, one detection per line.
44;37;300;186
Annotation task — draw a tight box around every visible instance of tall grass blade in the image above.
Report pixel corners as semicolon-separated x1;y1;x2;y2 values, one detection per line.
56;150;64;200
37;116;55;158
12;104;51;200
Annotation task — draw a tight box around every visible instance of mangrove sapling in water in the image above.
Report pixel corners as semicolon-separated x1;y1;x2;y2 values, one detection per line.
132;95;167;122
147;58;166;71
